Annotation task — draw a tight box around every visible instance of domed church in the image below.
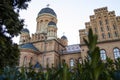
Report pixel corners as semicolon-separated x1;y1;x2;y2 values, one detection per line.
19;6;120;68
19;6;81;68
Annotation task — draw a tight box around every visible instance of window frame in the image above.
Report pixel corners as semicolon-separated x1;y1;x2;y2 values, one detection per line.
113;48;120;59
100;49;107;60
70;58;74;67
108;32;111;38
99;20;102;26
102;33;105;39
114;31;118;37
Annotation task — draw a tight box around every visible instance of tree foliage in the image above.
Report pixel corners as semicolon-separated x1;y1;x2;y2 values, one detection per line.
0;0;31;68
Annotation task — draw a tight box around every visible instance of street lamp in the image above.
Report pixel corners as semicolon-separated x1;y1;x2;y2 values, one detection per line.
42;32;47;69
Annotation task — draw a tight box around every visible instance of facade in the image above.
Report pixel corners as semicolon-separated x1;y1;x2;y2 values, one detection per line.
19;7;81;68
79;7;120;60
19;6;120;68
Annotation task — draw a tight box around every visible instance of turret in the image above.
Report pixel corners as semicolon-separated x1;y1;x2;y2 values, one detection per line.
36;7;57;34
47;21;57;39
19;28;30;44
61;35;68;46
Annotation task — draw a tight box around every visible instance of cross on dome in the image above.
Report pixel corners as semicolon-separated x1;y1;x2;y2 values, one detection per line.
46;4;50;7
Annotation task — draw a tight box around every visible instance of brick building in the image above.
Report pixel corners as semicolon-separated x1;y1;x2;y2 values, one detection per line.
19;6;120;68
79;7;120;60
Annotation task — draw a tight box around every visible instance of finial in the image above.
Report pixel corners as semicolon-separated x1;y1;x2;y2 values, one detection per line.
46;4;50;7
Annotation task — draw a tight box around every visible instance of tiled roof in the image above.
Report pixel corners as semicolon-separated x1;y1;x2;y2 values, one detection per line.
20;43;39;52
63;44;81;54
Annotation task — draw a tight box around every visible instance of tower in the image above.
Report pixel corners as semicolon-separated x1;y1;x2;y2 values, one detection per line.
19;28;30;44
36;7;57;35
79;7;120;60
47;21;57;39
61;35;68;46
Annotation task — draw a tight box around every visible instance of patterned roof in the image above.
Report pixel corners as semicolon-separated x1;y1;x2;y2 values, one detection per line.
63;44;81;54
38;7;57;17
20;43;39;51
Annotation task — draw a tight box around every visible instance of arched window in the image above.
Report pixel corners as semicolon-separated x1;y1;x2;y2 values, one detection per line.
100;49;106;60
70;59;74;67
105;19;108;24
107;26;109;31
102;33;105;39
94;28;97;33
114;31;118;37
78;58;82;64
99;20;102;26
108;32;111;38
29;57;33;65
101;27;103;32
46;58;49;67
23;56;27;66
113;24;116;30
113;48;120;59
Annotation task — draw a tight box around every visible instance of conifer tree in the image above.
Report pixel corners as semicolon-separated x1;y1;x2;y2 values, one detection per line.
0;0;31;68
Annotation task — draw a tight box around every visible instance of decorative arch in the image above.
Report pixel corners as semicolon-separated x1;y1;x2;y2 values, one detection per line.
100;49;107;60
113;47;120;59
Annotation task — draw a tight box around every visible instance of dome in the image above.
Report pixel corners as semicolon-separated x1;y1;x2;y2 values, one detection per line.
48;21;56;26
21;28;29;33
38;7;57;17
20;43;39;51
61;35;67;40
33;62;41;68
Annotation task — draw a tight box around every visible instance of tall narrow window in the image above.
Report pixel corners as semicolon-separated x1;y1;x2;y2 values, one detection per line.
101;27;103;32
78;58;82;64
113;24;116;30
113;48;120;59
29;57;33;65
105;19;108;24
23;56;27;66
108;32;111;38
102;33;105;39
95;28;97;33
107;26;109;31
46;58;49;67
70;59;74;67
99;20;102;26
100;49;107;60
114;31;118;37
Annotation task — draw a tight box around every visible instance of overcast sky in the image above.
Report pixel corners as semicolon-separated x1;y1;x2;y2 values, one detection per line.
13;0;120;45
